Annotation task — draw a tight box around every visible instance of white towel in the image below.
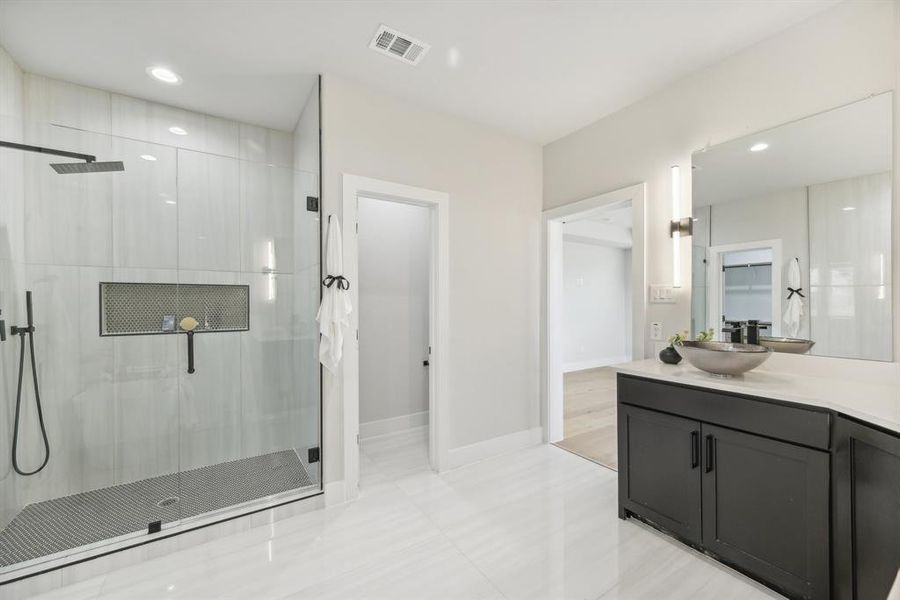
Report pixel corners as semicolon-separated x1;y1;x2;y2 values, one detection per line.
316;216;352;374
783;257;804;338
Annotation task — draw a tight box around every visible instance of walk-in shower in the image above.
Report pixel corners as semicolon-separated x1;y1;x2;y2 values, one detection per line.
0;59;322;579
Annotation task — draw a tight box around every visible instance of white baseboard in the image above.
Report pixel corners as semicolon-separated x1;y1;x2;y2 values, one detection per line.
563;355;630;373
359;410;429;439
447;427;543;470
324;479;355;506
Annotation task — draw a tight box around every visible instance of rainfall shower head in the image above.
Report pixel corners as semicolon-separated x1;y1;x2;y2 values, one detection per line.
50;161;125;174
1;140;125;174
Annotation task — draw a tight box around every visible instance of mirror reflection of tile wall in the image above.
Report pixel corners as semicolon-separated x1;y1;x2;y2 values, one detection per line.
691;92;893;361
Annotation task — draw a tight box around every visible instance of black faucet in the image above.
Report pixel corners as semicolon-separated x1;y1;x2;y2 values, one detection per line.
746;320;761;345
723;320;743;343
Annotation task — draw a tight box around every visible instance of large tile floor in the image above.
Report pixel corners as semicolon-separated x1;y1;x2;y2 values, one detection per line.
26;428;782;599
555;367;618;469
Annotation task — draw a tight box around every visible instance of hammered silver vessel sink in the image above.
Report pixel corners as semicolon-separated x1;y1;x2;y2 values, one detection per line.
759;336;816;354
674;341;772;377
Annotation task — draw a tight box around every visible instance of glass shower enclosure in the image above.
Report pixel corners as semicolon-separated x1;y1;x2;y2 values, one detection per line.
0;74;322;577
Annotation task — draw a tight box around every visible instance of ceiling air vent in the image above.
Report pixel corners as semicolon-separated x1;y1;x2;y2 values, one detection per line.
369;24;430;66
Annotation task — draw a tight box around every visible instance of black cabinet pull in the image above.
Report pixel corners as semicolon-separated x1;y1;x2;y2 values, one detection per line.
691;431;700;468
705;434;715;473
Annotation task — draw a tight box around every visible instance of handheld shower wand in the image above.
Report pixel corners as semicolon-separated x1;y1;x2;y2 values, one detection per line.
11;291;50;476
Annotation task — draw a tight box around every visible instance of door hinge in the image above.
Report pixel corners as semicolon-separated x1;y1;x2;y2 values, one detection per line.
307;447;320;463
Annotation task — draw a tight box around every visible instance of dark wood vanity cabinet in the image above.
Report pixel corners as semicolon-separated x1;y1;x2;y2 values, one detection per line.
618;375;831;600
700;424;830;599
832;416;900;600
618;404;702;545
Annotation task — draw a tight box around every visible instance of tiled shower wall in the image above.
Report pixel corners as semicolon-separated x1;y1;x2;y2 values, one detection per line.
0;46;25;531
0;47;320;531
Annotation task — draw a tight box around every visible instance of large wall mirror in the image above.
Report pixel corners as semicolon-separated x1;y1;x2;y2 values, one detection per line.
691;92;893;361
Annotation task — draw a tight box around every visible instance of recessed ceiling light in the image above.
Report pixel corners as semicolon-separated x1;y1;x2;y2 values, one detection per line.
749;142;769;152
842;206;856;211
168;126;187;136
140;154;157;161
147;66;181;85
165;200;177;205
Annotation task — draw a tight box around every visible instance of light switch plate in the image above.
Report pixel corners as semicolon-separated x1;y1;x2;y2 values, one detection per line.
650;322;663;341
649;284;676;304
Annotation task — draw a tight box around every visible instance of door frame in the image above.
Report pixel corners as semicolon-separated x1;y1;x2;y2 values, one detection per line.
541;183;647;444
706;239;783;339
341;174;450;500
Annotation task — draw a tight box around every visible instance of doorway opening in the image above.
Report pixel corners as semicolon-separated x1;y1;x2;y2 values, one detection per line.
357;197;432;477
542;184;646;471
339;175;449;503
705;240;782;342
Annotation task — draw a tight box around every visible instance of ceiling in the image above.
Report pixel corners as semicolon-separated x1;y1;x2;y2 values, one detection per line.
0;0;837;141
693;92;892;208
563;204;633;248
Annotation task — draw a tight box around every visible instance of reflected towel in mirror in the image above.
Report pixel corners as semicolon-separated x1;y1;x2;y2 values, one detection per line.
783;257;804;338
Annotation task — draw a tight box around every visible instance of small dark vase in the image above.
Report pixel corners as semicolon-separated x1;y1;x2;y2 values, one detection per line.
659;345;682;365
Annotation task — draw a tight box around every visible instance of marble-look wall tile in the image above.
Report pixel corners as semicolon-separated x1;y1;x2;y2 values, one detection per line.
241;272;299;457
239;123;293;167
177;270;243;471
111;94;239;157
23;124;113;266
111;138;178;269
11;265;115;508
0;46;24;120
176;149;241;272
24;74;110;134
809;172;892;287
204;115;241;158
240;161;294;274
292;266;320;454
0;48;25;270
0;260;25;530
0;122;25;263
809;172;892;361
111;268;179;485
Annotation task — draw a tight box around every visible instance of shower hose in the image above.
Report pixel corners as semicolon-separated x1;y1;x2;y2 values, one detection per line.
11;295;50;476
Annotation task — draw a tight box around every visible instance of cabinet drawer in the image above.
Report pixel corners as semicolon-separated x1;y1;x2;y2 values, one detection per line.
618;374;831;450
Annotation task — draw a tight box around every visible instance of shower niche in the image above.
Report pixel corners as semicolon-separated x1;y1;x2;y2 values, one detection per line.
99;282;250;336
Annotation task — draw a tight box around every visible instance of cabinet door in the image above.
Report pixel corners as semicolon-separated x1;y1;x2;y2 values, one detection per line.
833;416;900;600
701;424;829;600
618;404;702;545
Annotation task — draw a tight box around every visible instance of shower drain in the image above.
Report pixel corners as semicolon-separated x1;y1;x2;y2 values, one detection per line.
156;496;180;508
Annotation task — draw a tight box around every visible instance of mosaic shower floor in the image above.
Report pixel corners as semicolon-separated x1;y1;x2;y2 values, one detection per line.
0;449;316;567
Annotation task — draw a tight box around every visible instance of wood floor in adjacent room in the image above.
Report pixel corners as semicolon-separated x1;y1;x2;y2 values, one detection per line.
555;366;618;470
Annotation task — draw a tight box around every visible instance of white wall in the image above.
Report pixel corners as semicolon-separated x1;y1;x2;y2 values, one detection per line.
543;0;900;361
358;198;430;435
562;239;630;371
320;74;542;485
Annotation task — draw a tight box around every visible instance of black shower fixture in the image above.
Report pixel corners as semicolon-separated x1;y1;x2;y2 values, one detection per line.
0;140;124;174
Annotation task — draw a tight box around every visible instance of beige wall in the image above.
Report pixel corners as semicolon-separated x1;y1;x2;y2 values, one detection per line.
320;74;543;484
544;0;900;360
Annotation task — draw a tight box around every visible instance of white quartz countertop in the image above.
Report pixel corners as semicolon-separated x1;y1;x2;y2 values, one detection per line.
614;357;900;435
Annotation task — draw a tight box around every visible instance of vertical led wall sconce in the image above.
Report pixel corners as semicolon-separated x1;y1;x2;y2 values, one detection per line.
669;165;692;288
